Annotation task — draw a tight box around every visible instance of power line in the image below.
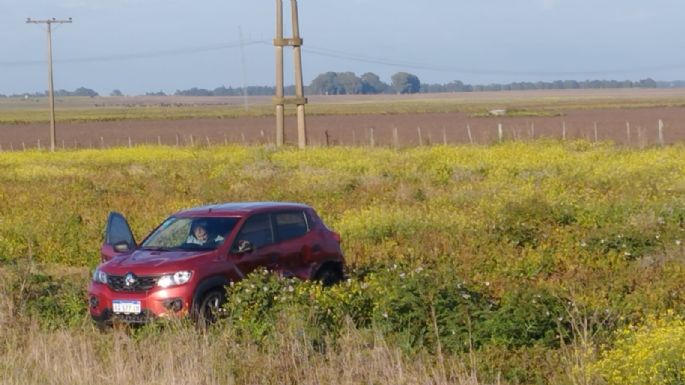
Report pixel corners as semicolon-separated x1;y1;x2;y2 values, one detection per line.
4;37;684;77
0;40;266;67
299;44;685;77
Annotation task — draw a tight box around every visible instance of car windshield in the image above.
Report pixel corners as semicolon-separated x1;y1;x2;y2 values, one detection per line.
141;217;239;251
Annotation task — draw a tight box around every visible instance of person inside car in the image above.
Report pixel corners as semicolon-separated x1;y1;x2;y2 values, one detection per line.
187;221;224;246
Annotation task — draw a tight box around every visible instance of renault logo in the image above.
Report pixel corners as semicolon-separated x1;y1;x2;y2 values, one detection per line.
124;273;137;287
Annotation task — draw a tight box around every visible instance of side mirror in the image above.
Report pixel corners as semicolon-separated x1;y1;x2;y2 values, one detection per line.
113;241;131;253
233;240;254;254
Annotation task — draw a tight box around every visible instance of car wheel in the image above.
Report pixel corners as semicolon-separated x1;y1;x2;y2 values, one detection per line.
315;265;343;287
197;289;226;327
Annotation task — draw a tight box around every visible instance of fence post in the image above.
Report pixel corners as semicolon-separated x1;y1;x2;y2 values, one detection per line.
467;124;473;145
352;130;357;146
241;132;246;145
206;136;211;147
101;136;105;148
498;123;503;143
417;126;423;146
594;122;598;143
157;136;161;146
626;122;631;144
562;121;566;141
369;127;375;147
325;130;330;147
128;136;132;148
658;119;664;146
392;127;399;150
62;140;65;149
530;122;535;139
190;135;195;146
37;139;41;151
442;127;447;145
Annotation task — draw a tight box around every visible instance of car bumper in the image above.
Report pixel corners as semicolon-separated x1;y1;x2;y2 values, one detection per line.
88;282;193;323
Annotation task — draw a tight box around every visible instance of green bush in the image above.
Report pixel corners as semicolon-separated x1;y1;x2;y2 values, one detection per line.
223;266;505;353
482;287;570;348
2;260;88;329
222;269;374;343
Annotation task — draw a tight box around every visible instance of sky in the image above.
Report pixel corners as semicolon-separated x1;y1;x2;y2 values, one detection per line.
1;0;684;95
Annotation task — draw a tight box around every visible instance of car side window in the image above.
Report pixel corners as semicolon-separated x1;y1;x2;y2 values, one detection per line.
275;211;309;242
233;214;274;250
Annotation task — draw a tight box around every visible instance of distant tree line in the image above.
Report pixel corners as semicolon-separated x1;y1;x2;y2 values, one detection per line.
173;85;296;97
436;78;658;93
657;80;685;88
306;71;658;95
0;77;665;98
1;87;99;98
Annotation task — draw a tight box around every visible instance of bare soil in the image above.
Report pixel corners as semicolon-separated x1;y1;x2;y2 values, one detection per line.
1;105;684;150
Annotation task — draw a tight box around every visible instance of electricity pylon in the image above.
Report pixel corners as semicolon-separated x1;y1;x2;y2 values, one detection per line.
274;0;307;149
26;17;72;152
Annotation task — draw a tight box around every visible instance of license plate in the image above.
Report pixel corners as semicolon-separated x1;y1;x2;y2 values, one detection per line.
112;300;141;314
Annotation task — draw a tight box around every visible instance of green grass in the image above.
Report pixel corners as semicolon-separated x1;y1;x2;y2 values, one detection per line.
2;141;685;384
2;92;685;124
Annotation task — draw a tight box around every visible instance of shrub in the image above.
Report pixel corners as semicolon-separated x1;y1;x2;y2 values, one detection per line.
482;287;570;348
1;259;88;329
223;266;497;353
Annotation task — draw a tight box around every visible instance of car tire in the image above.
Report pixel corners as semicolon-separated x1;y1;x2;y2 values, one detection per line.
315;265;343;287
197;288;226;327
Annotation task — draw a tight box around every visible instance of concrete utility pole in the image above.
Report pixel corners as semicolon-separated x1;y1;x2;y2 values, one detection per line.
274;0;307;148
27;17;72;152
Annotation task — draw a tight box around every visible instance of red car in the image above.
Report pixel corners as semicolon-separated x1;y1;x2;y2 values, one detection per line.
88;202;344;326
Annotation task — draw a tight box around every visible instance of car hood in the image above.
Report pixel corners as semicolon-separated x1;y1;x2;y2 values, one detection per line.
106;249;213;271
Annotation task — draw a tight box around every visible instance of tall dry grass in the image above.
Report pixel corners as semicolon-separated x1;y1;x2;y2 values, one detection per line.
0;320;490;385
0;267;489;385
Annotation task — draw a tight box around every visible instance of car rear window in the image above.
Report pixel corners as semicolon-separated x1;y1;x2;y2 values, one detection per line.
275;211;308;241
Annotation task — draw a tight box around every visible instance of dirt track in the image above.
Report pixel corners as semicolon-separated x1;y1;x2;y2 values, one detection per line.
1;107;685;150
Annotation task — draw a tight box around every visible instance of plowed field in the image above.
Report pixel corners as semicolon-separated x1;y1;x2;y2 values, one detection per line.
2;90;685;149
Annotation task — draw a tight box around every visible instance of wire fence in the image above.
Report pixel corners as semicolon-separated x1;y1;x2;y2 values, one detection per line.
0;119;677;152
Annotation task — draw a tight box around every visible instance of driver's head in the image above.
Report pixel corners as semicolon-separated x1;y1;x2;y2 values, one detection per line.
192;221;208;241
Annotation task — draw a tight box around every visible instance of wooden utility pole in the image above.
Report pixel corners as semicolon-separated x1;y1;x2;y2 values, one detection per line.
274;0;308;148
27;17;72;152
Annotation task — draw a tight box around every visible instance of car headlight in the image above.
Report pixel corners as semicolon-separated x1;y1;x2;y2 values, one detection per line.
92;269;108;284
157;271;192;288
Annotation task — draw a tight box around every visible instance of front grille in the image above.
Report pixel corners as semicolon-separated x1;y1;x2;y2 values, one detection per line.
107;274;158;292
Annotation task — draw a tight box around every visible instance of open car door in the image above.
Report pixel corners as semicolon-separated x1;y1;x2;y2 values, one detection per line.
101;212;137;262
